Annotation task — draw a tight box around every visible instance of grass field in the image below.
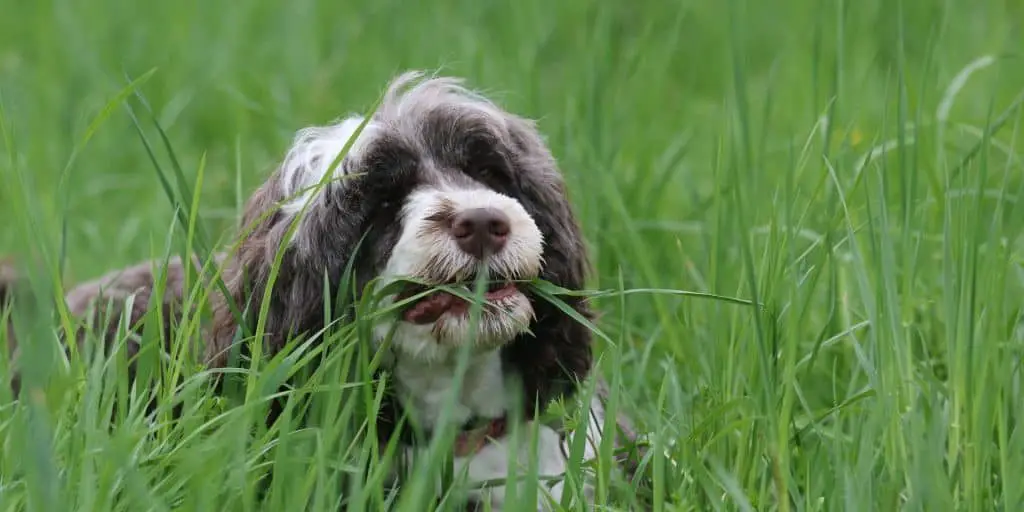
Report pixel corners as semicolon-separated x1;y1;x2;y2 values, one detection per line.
2;0;1024;510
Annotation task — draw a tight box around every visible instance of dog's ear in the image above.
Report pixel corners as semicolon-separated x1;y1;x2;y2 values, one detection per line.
208;175;293;368
206;168;369;368
499;114;594;416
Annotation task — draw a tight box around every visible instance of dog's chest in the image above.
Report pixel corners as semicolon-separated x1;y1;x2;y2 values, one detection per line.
389;352;606;510
396;395;606;511
392;350;509;428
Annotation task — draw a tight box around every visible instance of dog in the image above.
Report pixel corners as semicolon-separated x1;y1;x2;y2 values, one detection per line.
1;71;645;510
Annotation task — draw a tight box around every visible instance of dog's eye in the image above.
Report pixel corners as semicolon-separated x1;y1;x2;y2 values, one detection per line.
464;137;507;180
466;162;511;191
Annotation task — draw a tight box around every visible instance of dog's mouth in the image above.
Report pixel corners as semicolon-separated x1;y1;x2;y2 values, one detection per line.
395;277;523;325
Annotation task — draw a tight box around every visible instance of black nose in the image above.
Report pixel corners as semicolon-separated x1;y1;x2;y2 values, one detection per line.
450;207;511;259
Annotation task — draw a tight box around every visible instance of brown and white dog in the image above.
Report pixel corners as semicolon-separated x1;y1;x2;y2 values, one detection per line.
1;71;644;510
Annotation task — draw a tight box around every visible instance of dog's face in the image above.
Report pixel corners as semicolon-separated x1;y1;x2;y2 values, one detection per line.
372;182;544;361
210;72;592;410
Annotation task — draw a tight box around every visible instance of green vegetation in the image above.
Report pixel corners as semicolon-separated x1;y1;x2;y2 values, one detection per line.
1;0;1023;510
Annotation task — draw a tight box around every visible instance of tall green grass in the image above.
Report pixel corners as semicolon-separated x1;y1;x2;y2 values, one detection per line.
2;0;1024;510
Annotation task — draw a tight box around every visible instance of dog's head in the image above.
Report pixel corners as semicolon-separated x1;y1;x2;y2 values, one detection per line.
209;71;593;412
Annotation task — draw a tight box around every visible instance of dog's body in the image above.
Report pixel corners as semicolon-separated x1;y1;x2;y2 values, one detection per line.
1;72;644;510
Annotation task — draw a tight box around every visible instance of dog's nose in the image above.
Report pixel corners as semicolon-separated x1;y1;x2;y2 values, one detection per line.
450;208;511;259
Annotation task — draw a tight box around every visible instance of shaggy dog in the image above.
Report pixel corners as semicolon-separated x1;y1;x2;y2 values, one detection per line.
1;71;643;510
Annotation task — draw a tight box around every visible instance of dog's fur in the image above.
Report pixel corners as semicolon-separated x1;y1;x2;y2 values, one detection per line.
0;71;644;509
1;255;218;396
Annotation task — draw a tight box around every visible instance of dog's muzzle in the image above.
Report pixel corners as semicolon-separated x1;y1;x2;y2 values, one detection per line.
448;207;511;260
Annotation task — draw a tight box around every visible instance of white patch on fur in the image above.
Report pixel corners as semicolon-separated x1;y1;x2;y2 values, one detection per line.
278;116;379;217
392;349;511;429
373;184;544;362
394;386;608;511
387;185;544;280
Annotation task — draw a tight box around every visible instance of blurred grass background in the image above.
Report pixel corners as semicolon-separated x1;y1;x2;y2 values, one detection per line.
2;0;1024;510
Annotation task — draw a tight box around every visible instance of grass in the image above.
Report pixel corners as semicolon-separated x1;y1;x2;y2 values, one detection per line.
2;0;1024;509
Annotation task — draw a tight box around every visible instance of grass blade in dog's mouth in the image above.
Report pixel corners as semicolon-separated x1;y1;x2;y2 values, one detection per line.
391;277;523;325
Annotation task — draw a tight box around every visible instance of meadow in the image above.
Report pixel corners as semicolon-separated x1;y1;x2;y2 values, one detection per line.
2;0;1024;510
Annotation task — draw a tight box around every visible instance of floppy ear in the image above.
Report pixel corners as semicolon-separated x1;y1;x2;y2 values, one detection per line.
499;115;594;416
205;169;372;369
208;173;298;368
